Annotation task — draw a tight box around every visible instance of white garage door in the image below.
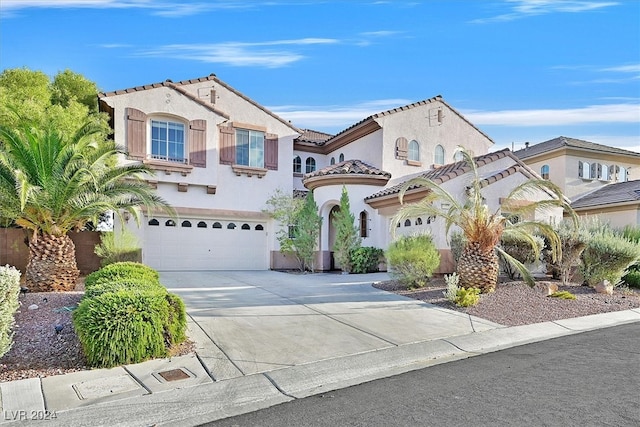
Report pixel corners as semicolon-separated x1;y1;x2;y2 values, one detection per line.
143;218;268;270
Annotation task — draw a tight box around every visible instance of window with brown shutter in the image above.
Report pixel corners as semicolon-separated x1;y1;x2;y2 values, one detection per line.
265;133;278;170
126;108;147;160
395;137;408;160
219;125;235;165
189;119;207;168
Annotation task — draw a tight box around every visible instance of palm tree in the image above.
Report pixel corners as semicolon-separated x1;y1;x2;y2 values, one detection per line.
394;148;574;292
0;122;172;292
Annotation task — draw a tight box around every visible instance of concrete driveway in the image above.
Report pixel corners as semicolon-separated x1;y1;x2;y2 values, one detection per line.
160;270;502;380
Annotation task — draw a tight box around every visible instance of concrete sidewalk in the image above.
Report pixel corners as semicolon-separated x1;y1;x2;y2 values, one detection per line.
1;271;639;426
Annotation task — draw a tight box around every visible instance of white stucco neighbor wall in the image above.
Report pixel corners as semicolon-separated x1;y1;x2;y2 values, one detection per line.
326;130;384;169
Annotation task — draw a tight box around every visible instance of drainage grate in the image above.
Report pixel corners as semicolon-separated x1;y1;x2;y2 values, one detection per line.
157;368;191;382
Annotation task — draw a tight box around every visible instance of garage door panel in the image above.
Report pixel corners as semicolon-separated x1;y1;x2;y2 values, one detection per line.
143;219;268;270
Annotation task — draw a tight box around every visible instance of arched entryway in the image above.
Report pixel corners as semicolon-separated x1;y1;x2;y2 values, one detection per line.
328;205;340;270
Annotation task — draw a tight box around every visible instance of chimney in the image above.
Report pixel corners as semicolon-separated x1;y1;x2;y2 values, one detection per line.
525;142;530;150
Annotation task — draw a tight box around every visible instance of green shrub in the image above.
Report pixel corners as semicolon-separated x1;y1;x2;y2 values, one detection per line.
580;229;640;287
498;234;544;280
0;265;21;358
85;262;160;289
455;287;481;307
73;289;169;367
94;230;142;267
623;270;640;289
84;279;162;299
543;220;590;285
165;293;187;345
386;234;440;289
351;247;384;274
549;290;576;300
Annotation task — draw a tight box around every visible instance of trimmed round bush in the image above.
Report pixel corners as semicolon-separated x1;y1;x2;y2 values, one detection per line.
85;262;160;289
165;293;187;345
73;288;169;368
386;234;441;289
84;279;163;299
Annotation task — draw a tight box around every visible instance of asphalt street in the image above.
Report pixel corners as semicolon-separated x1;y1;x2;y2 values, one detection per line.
206;323;640;427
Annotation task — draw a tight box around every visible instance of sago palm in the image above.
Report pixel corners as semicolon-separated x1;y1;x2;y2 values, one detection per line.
0;122;172;291
394;148;574;292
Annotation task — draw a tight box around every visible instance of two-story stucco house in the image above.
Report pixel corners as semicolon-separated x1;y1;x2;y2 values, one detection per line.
514;137;640;227
100;74;564;272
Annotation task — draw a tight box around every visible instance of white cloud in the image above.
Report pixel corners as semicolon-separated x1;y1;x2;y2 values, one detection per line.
600;64;640;73
463;103;640;126
138;39;338;68
471;0;619;24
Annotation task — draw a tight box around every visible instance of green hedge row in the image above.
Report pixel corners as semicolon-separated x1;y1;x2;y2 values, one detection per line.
73;262;187;368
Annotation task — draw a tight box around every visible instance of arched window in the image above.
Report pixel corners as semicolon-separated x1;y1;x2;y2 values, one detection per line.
600;164;610;181
293;156;302;174
408;140;420;161
255;224;264;231
619;166;628;182
165;220;176;227
415;217;422;226
148;219;159;226
434;145;445;165
181;220;192;227
212;222;222;229
579;161;591;179
330;157;335;165
453;150;464;162
305;157;316;173
404;219;411;227
339;153;344;162
541;165;550;179
227;223;236;230
197;221;207;228
359;211;368;238
241;223;250;230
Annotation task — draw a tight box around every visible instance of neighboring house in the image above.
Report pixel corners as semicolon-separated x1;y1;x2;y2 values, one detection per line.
570;180;640;228
513;136;640;227
99;74;564;272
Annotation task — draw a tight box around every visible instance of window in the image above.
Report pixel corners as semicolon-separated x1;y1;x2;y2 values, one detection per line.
305;157;316;173
541;164;550;179
181;220;192;227
408;140;420;161
255;224;264;231
293;156;302;173
241;223;251;230
148;219;159;226
359;211;368;238
339;153;344;162
434;145;445;165
165;220;176;227
235;129;264;168
151;120;185;163
453;151;464;162
600;164;610;181
404;219;411;227
227;223;237;229
619;166;628;182
330;157;335;165
579;161;591;179
288;225;298;239
197;221;207;228
415;217;422;226
212;222;222;229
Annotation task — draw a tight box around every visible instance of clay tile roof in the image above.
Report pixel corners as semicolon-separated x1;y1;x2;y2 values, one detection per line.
571;180;640;209
295;129;334;145
365;149;513;200
514;136;640;160
304;159;391;180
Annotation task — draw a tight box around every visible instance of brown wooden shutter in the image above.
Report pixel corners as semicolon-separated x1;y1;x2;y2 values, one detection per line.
219;125;235;165
395;137;408;160
265;133;278;170
189;119;207;168
126;108;147;161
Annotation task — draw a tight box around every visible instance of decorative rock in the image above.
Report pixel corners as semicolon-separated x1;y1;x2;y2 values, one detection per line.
534;282;559;296
28;304;39;310
595;280;614;295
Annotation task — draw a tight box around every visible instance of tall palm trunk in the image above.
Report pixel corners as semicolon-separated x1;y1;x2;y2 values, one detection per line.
26;234;80;292
456;241;499;293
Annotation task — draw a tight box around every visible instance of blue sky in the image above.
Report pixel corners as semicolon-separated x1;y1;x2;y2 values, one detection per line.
1;0;639;152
